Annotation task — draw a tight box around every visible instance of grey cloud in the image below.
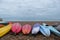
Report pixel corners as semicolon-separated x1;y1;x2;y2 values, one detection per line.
0;0;60;21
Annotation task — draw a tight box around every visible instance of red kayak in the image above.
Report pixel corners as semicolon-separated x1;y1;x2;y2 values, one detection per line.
22;24;32;34
0;24;4;28
11;23;22;34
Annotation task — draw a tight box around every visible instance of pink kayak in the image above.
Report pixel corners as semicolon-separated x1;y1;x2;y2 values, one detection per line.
11;23;22;34
22;24;32;34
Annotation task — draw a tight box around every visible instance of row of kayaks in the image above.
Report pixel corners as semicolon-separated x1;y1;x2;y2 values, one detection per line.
0;22;60;37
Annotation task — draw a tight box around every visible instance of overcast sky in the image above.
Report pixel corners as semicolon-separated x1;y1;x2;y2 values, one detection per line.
0;0;60;21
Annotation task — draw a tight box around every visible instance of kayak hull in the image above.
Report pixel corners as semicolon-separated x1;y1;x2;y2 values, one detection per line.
48;26;60;36
11;23;22;34
32;23;40;34
22;24;32;34
55;25;60;31
40;25;50;37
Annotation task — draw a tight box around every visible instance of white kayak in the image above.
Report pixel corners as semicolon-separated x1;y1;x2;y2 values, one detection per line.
32;23;40;34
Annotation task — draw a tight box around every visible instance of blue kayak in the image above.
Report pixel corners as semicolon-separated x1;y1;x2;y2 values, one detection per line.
39;23;50;37
48;26;60;36
32;23;40;34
